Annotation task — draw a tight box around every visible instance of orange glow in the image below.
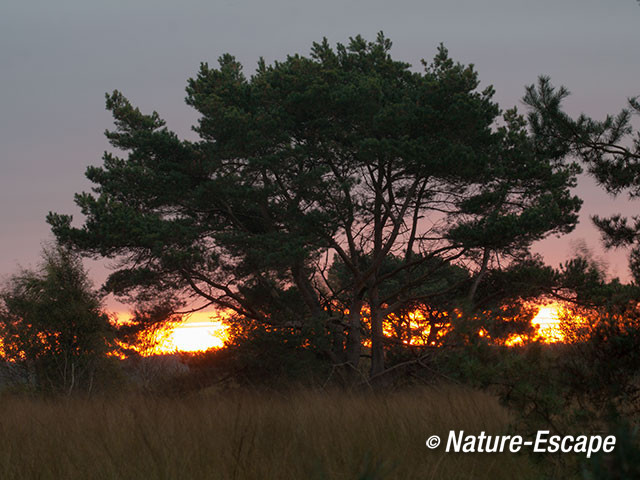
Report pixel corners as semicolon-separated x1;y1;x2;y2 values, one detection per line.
504;303;569;346
154;316;228;353
109;301;582;356
380;307;453;347
115;311;229;355
531;305;565;342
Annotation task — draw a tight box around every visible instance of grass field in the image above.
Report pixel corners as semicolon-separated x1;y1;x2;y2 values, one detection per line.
0;386;543;479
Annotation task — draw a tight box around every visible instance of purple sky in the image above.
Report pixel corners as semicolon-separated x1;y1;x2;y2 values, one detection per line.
1;0;639;312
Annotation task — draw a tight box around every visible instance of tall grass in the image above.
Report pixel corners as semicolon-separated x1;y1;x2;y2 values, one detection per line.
0;387;540;479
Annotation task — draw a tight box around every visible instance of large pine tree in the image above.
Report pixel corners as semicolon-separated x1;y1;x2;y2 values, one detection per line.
48;34;581;379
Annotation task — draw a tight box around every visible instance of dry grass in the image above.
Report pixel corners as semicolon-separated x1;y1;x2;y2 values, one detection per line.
0;386;540;479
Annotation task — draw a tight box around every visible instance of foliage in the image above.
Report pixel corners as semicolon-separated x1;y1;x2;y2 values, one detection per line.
0;246;115;394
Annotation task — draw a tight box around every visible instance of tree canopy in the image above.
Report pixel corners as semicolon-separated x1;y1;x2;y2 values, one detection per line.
48;34;582;379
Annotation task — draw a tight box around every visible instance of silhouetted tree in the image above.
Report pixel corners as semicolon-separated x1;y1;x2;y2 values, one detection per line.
48;34;581;380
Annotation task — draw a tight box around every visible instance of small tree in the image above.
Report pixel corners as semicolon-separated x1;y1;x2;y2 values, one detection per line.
0;245;114;394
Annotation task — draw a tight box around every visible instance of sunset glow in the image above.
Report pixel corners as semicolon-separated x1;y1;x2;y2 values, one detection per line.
504;303;568;346
531;305;565;342
116;311;229;355
154;317;228;353
367;302;573;349
114;302;573;356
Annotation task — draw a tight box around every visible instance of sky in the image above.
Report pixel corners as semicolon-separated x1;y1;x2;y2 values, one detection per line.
1;0;639;313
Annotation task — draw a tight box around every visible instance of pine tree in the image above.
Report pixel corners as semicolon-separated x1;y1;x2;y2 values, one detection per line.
48;35;581;380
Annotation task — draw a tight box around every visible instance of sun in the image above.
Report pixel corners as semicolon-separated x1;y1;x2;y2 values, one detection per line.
531;305;564;343
503;302;568;346
155;313;228;353
115;311;229;355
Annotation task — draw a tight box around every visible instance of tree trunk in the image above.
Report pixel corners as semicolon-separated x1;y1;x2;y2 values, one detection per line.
467;248;491;306
344;297;363;370
291;262;324;318
369;285;385;380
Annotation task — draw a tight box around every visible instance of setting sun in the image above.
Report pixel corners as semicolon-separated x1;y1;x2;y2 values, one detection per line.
115;311;229;355
154;314;228;353
504;302;569;346
531;305;564;343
